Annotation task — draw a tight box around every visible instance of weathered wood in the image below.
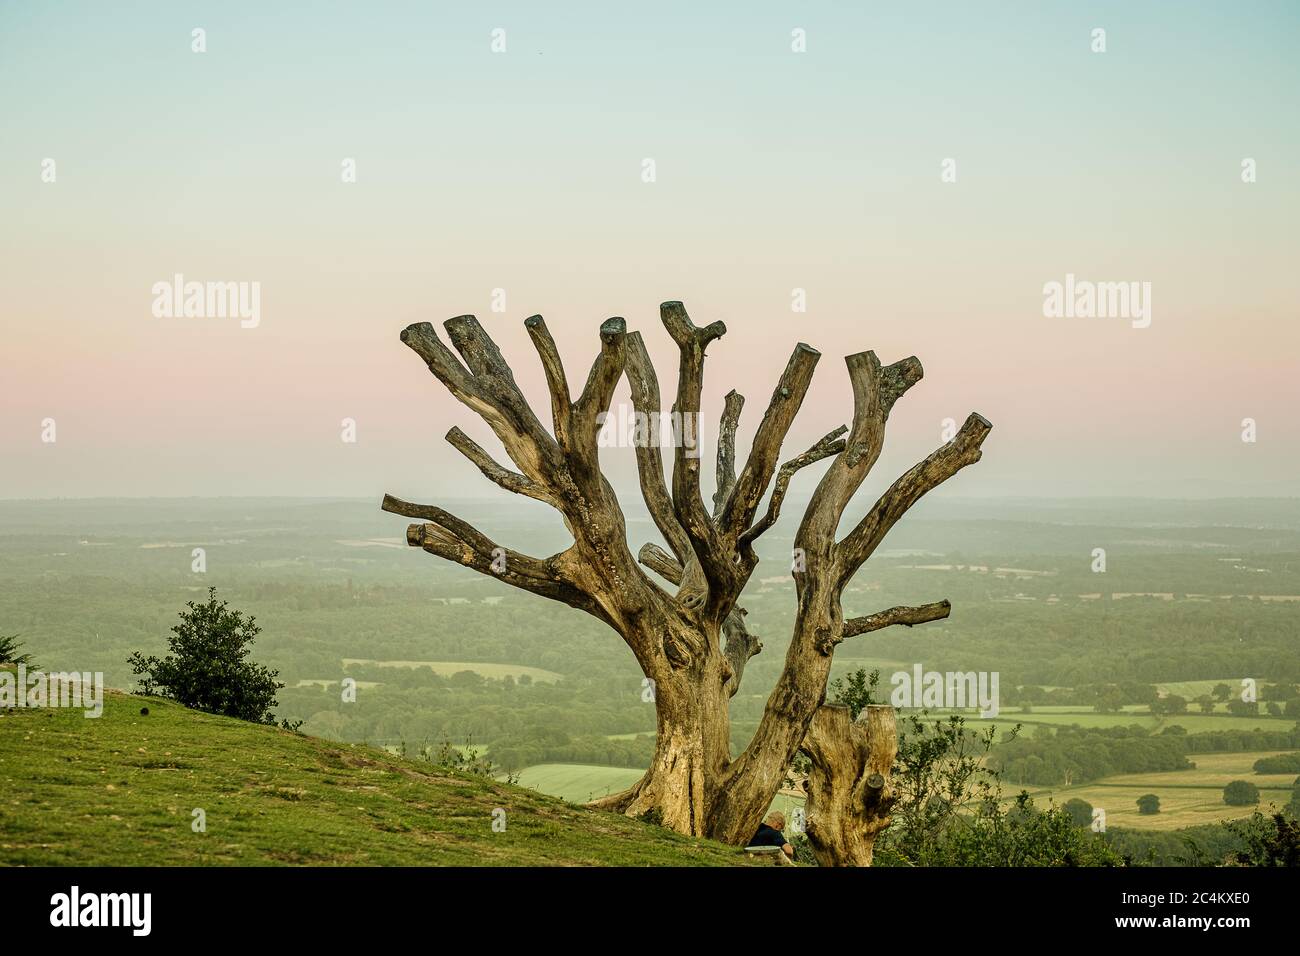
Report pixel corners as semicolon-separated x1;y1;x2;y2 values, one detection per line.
713;390;745;515
720;605;761;699
637;542;684;586
802;704;897;867
841;599;951;639
739;425;848;550
836;412;991;585
719;342;821;540
623;331;691;565
523;314;573;447
637;542;761;697
445;426;555;507
576;318;627;434
380;493;591;612
662;302;733;608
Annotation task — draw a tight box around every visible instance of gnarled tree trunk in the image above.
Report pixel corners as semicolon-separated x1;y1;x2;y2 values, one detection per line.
382;300;990;849
588;621;733;834
802;704;897;866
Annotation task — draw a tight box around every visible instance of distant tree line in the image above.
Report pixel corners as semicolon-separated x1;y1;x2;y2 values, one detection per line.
1252;752;1300;774
1002;681;1300;716
991;724;1300;787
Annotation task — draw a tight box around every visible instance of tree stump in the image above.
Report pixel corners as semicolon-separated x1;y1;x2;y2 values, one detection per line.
802;703;897;866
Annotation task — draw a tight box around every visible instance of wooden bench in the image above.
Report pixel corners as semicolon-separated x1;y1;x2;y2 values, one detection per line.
743;845;795;866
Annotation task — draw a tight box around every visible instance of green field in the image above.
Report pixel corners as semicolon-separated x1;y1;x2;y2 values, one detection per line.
513;764;645;803
0;685;756;867
1003;704;1220;714
1155;679;1249;698
1020;712;1289;733
340;659;563;683
924;709;1293;735
1016;750;1297;830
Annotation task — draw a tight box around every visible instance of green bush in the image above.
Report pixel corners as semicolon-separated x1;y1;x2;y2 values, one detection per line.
127;587;287;727
1226;812;1300;866
864;702;1120;867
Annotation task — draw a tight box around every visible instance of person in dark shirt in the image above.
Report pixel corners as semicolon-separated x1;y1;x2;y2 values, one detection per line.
749;811;794;858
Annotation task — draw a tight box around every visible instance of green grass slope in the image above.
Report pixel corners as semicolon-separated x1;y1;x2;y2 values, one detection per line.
0;686;753;867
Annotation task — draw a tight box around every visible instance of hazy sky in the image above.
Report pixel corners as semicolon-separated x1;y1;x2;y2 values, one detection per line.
2;1;1298;505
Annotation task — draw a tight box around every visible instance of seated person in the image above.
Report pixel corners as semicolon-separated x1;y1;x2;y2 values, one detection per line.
748;811;794;858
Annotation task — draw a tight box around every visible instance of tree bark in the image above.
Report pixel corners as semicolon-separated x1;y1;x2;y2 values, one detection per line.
586;617;731;835
802;704;897;867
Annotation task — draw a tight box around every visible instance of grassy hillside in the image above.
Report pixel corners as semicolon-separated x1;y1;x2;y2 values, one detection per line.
0;682;754;867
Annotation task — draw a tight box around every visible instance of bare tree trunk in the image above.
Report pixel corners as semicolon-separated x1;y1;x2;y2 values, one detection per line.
585;617;733;836
802;704;897;866
382;301;989;850
707;578;842;844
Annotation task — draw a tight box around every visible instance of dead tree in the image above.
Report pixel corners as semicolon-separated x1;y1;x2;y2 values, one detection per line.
383;301;990;853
